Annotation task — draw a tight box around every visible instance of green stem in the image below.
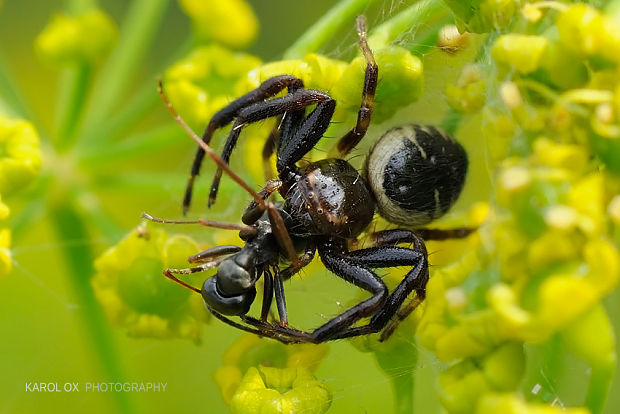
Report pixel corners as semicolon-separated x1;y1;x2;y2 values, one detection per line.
65;0;96;14
441;107;463;136
79;124;182;167
93;171;187;194
367;0;447;50
373;341;418;414
283;0;379;59
55;65;91;151
49;201;134;414
0;50;36;122
585;364;615;414
76;36;192;151
74;189;126;243
79;0;170;139
522;339;564;405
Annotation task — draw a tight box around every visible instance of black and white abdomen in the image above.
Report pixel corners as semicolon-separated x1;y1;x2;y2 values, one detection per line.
365;124;468;226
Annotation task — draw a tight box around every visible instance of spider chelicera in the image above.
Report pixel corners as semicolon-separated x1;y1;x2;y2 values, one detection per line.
145;16;472;344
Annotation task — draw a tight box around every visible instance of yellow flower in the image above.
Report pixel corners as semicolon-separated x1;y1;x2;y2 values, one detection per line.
0;228;11;277
0;114;41;197
492;34;549;75
477;393;590;414
214;333;329;404
35;9;117;67
230;366;332;414
92;223;209;343
164;44;262;132
179;0;258;49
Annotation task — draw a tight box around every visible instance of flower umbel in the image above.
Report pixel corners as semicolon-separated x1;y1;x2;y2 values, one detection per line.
93;222;209;342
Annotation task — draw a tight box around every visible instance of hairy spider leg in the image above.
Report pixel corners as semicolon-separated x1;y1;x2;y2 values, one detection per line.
255;240;389;344
261;120;280;181
365;228;476;341
207;88;334;205
246;230;430;344
414;227;476;240
333;15;378;157
330;244;427;341
260;242;427;344
209;83;307;206
182;75;304;213
159;81;302;269
280;239;316;280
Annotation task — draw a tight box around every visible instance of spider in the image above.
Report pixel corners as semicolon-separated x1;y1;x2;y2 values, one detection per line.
147;16;471;344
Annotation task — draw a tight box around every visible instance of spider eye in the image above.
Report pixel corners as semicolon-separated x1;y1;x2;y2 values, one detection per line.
201;276;256;316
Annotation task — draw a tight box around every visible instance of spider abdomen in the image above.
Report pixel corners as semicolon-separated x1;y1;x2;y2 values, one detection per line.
365;124;468;226
285;158;375;238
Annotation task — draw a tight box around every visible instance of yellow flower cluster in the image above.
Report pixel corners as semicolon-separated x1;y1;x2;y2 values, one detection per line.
164;45;262;133
0;115;42;197
35;9;117;67
420;2;620;412
0;114;42;277
215;334;329;405
230;365;332;414
92;223;210;343
179;0;258;49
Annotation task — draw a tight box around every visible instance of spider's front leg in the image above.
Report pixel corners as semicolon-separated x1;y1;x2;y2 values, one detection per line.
208;88;335;205
266;239;389;344
183;75;304;213
332;15;378;157
266;229;430;343
331;240;427;342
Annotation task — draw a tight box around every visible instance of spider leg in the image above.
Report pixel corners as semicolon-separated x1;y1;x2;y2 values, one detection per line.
369;227;475;246
262;122;279;182
159;81;270;208
280;239;316;281
241;179;283;225
276;94;336;171
208;306;302;344
180;75;304;213
332;15;378;157
211;85;308;203
277;239;389;343
329;243;427;341
208;88;335;205
414;227;476;240
259;102;307;183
